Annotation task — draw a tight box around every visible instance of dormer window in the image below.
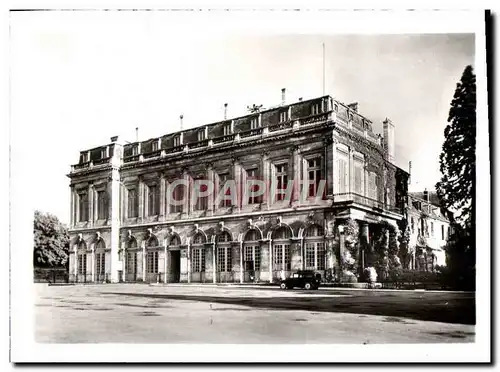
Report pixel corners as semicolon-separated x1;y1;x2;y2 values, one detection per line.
349;113;354;121
100;148;107;159
198;129;206;141
223;123;231;136
152;141;159;152
334;103;339;112
311;103;321;115
80;153;88;163
250;117;259;129
173;135;181;147
279;110;288;123
132;145;139;156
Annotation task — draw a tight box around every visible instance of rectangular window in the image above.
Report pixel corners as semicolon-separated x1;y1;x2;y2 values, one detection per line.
431;222;434;237
305;244;315;269
219;173;231;207
279;111;288;123
152;141;159;152
171;183;184;213
198;130;206;141
78;193;88;222
217;247;231;272
304;242;325;270
273;244;290;271
194;176;208;211
317;242;325;270
337;157;348;194
173;135;181;147
78;254;87;275
368;172;377;200
100;148;107;159
442;225;445;240
247;168;261;204
97;191;108;220
148;185;160;216
307;158;322;198
132;145;139;156
276;163;288;201
311;103;321;115
147;251;159;274
128;188;138;218
126;252;137;273
96;253;105;276
223;124;231;136
244;246;261;271
80;153;88;163
250;117;259;129
354;165;362;194
192;248;206;272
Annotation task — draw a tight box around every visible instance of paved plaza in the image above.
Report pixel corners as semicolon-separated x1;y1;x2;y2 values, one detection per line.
34;284;475;344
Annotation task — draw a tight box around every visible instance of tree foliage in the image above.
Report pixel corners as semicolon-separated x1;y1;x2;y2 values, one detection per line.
33;210;69;267
436;65;476;227
435;65;476;290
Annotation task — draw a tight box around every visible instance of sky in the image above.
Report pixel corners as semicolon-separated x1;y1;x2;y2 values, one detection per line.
9;11;475;224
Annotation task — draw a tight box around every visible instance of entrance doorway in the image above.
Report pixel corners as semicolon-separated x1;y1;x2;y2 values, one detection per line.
170;250;181;283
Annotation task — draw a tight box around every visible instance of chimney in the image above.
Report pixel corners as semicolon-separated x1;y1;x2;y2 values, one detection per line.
298;97;303;102
383;118;395;164
224;103;228;120
110;135;119;143
281;88;286;105
347;102;359;112
180;114;184;131
135;127;139;142
423;188;429;202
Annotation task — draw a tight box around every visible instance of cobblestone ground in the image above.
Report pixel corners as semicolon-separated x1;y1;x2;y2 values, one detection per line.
34;284;475;344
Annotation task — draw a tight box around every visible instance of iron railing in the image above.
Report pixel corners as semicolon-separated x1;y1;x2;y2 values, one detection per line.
333;192;403;214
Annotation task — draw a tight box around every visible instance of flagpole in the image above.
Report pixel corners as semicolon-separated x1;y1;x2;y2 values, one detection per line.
322;42;325;96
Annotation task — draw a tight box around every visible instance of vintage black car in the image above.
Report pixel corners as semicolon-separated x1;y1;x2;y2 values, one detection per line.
279;270;321;290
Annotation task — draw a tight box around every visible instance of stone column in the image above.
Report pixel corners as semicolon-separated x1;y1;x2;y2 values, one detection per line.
239;241;244;284
268;238;273;283
160;173;166;221
261;153;269;208
91;244;95;283
359;222;370;276
138;177;145;222
292;147;301;203
69;186;75;227
109;165;121;283
88;183;94;225
163;240;168;284
187;240;191;284
212;243;217;284
142;241;146;282
207;166;215;216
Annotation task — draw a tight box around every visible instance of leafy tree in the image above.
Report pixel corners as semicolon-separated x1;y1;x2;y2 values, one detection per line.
436;65;476;226
33;210;69;267
435;65;476;290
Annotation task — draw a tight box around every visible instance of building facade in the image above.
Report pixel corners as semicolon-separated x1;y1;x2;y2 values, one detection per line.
405;190;452;271
67;92;409;284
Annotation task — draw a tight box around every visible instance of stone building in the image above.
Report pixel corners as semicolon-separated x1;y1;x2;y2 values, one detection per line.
67;91;409;284
405;190;452;271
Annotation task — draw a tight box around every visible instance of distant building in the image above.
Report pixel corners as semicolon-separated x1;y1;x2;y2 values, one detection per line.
407;190;452;271
67;90;409;284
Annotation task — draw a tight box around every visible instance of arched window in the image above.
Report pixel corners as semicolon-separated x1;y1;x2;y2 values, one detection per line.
126;237;138;276
192;233;206;273
304;225;325;271
95;239;106;280
217;231;232;243
244;229;261;272
77;240;87;275
146;235;159;274
216;232;232;273
273;226;291;271
169;235;181;246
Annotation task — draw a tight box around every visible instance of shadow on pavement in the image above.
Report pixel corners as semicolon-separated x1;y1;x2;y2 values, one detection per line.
102;291;475;325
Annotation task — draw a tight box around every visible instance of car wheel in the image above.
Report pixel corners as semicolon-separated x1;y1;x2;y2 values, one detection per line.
304;282;312;290
280;282;287;290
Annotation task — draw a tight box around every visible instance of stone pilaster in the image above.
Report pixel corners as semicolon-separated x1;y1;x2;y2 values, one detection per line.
109;165;121;283
261;153;269;207
138;177;145;222
292;147;301;203
160;173;166;220
88;183;94;225
206;166;215;216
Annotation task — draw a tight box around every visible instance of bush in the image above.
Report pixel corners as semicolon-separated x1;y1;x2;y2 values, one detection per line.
364;267;378;283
